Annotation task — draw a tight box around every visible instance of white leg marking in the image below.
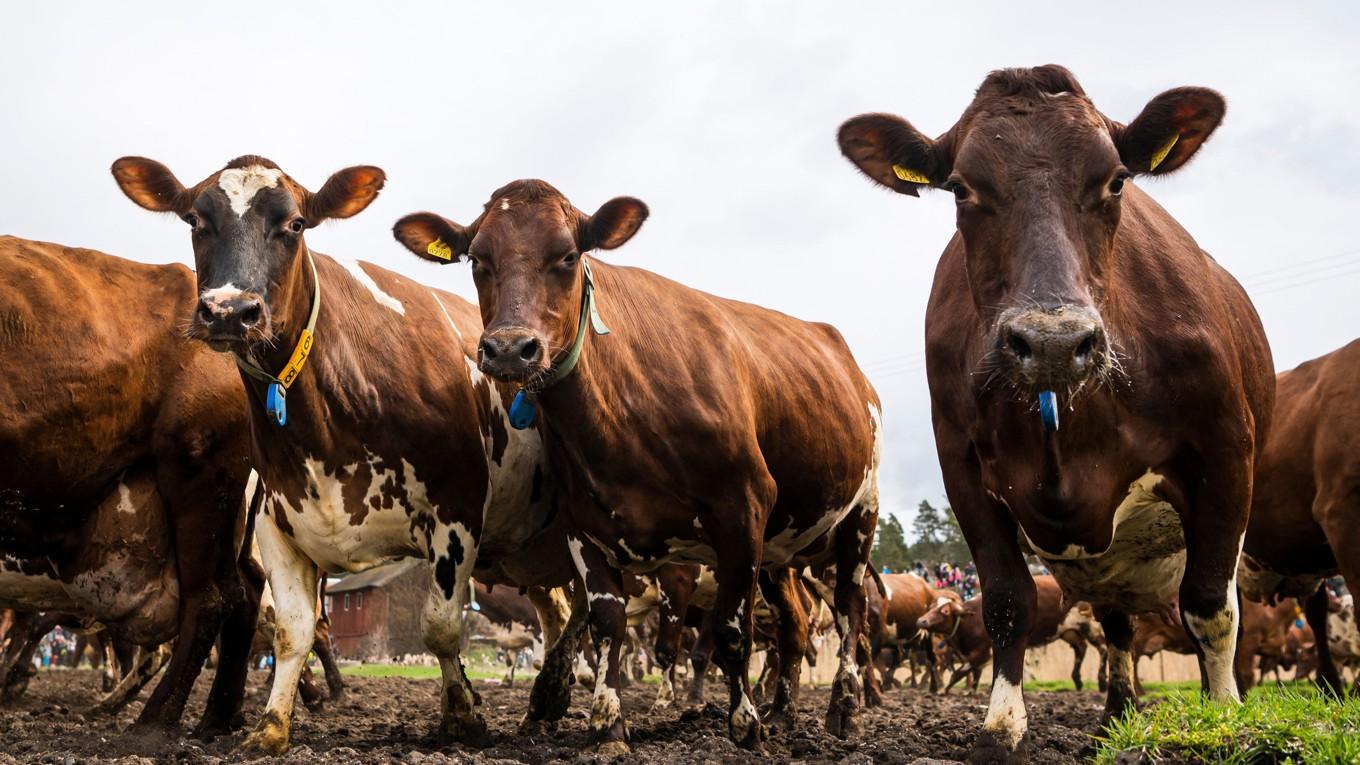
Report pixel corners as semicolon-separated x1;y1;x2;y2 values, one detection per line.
254;509;319;742
983;674;1028;748
590;638;621;732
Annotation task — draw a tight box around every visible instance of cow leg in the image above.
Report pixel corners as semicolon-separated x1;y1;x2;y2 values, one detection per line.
298;663;326;711
970;559;1037;764
568;537;630;755
687;612;716;709
859;632;883;707
90;644;171;714
926;646;943;694
1094;634;1109;692
422;524;488;749
1305;585;1341;695
0;616;46;703
524;583;588;726
757;567;806;733
709;546;762;750
1318;485;1360;694
100;635;120;692
312;615;344;703
649;571;694;714
196;533;264;738
1099;611;1137;725
1064;632;1086;691
826;505;875;740
237;512;319;755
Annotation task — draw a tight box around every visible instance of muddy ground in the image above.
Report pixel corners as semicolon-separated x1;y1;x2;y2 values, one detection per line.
0;670;1108;764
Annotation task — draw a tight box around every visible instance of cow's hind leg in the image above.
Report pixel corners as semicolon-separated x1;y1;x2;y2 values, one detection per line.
423;523;489;748
569;537;630;755
1099;611;1137;724
1304;584;1342;695
525;584;588;727
710;539;762;750
826;504;875;740
758;567;807;733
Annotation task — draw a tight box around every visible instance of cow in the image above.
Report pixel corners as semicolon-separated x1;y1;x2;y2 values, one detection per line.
916;576;1104;693
393;179;881;753
1130;597;1300;694
1327;594;1360;683
866;572;961;693
0;235;259;735
1239;338;1360;694
839;65;1273;761
469;581;547;686
112;156;585;755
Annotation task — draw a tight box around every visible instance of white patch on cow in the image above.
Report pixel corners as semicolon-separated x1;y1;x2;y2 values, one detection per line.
731;691;760;739
881;581;893;602
200;282;245;308
692;517;703;530
430;293;465;341
1184;532;1244;703
115;480;136;515
499;200;511;211
218;165;282;217
982;674;1027;748
1033;471;1186;614
589;638;621;731
338;259;405;315
617;537;649;563
764;403;882;565
1328;595;1360;661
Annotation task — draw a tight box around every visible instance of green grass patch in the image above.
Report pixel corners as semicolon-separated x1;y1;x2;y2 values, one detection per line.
1094;684;1360;764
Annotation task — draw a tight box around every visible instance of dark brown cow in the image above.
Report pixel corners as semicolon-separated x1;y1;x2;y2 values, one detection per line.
866;573;960;693
394;180;881;752
1239;338;1360;694
840;65;1273;760
113;157;584;755
917;577;1103;693
0;236;258;734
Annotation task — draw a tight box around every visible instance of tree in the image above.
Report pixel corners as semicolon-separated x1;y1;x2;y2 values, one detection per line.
871;514;912;572
904;499;973;565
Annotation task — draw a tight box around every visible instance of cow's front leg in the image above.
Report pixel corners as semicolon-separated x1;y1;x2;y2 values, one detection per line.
1178;458;1251;704
826;504;875;739
423;522;489;748
757;567;807;733
711;538;763;750
650;567;696;714
568;537;630;755
1098;610;1137;724
525;583;588;726
237;512;318;755
1304;585;1342;695
686;609;717;708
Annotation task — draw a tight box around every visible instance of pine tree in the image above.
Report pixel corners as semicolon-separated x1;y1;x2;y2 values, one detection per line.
871;514;912;572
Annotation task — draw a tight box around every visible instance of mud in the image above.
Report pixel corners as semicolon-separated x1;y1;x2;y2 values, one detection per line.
0;670;1107;763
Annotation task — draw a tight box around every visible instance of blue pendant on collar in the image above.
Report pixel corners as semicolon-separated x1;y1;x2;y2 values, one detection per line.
1038;390;1060;432
230;248;321;427
508;258;609;431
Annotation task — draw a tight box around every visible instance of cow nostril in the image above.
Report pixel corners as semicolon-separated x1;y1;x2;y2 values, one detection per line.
197;302;215;325
1007;331;1033;360
480;339;499;361
238;302;262;328
518;337;541;362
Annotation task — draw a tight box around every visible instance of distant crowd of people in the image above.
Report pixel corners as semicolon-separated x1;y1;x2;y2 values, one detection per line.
895;561;979;600
32;625;79;669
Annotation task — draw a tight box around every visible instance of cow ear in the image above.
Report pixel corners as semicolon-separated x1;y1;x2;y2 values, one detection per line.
1118;87;1226;176
111;157;191;213
305;165;386;223
393;212;470;264
584;197;648;251
838;113;945;197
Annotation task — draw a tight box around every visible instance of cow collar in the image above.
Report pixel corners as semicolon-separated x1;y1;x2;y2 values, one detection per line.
230;248;320;427
946;607;963;640
507;257;610;430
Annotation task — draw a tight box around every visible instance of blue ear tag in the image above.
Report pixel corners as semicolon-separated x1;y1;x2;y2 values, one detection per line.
1038;390;1059;432
266;382;288;427
509;389;537;430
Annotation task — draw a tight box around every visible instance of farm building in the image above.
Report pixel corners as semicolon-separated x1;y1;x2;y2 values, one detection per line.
325;560;430;660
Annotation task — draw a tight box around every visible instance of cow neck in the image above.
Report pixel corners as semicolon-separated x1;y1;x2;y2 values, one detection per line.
526;257;609;395
231;247;320;427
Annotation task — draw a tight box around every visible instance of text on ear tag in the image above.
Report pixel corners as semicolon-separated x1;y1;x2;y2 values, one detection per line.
892;165;931;184
1149;134;1180;172
427;239;454;261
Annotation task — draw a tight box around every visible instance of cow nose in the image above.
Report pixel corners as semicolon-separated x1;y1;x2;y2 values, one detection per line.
196;295;264;337
916;616;930;630
479;329;545;380
1000;305;1104;386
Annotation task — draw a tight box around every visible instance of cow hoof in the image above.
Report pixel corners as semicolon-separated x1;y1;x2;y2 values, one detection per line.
761;705;798;734
968;730;1028;764
236;715;291;756
824;706;861;739
648;699;672;715
193;712;245;741
437;715;492;749
517;716;558;736
864;685;884;708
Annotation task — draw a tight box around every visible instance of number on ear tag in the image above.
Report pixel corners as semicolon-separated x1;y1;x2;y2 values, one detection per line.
266;382;288;427
426;238;454;261
509;389;537;430
1038;390;1059;433
892;165;931;184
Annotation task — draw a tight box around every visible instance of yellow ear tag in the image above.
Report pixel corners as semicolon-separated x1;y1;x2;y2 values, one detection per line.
892;164;931;184
426;238;454;261
1148;134;1180;172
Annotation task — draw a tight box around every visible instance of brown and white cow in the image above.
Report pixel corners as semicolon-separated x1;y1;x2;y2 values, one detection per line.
1239;338;1360;694
394;180;881;752
840;65;1274;761
113;157;584;754
866;572;960;693
0;236;258;734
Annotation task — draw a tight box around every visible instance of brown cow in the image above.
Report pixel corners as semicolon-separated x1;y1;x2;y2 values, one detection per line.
394;180;881;752
113;157;585;755
840;65;1273;760
0;235;258;734
917;577;1103;693
867;573;960;693
1130;597;1299;694
1240;338;1360;694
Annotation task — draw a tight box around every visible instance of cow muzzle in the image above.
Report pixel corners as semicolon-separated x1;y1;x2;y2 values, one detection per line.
479;327;547;382
195;289;267;351
998;305;1106;392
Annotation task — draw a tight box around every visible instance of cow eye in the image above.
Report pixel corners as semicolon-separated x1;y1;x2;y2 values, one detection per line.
943;180;970;204
288;217;307;234
183;212;200;228
1108;173;1131;197
560;250;580;267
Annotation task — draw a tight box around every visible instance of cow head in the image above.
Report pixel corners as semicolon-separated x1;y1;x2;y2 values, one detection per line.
112;156;385;353
839;65;1224;399
917;597;961;632
393;180;647;382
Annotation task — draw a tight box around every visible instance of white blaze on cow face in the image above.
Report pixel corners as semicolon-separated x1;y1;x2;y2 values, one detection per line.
338;259;406;315
200;282;246;308
983;673;1028;748
218;166;282;217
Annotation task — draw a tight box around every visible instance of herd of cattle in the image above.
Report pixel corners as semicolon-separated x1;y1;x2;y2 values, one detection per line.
1;64;1358;762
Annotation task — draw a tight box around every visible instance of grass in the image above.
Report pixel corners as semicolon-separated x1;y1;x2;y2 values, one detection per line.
1094;683;1360;764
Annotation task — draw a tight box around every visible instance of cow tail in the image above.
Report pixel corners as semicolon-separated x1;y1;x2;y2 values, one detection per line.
869;565;888;598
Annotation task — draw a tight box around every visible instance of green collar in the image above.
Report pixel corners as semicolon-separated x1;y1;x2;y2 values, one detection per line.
524;257;610;393
229;248;320;426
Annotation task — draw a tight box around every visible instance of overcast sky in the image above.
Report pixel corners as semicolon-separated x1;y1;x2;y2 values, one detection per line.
3;2;1358;526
